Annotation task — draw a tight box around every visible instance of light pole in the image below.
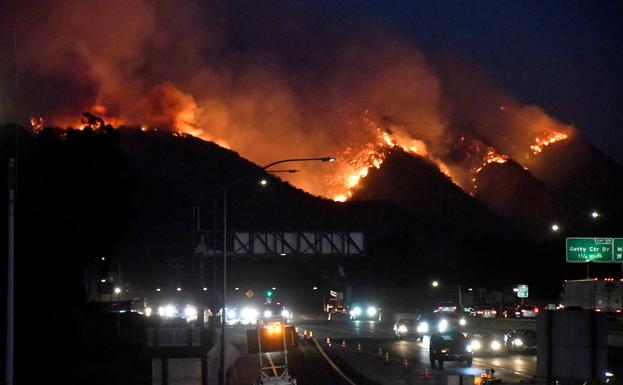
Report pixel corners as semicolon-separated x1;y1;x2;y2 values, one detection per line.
196;156;335;385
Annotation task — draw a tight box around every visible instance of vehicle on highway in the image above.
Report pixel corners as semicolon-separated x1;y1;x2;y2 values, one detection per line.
349;304;382;321
563;278;623;317
471;304;498;318
466;332;506;356
504;329;537;354
435;312;467;332
513;305;540;318
429;331;473;368
260;303;292;324
226;305;259;324
393;318;420;339
434;301;458;313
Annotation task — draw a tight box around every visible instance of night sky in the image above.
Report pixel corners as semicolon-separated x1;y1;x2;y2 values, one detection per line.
315;0;623;161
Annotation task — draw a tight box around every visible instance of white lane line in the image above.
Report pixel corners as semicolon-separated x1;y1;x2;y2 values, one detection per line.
311;337;357;385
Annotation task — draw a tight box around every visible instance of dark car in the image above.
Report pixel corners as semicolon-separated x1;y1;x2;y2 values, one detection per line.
471;304;498;318
393;318;419;339
466;332;506;356
429;331;473;368
504;329;537;354
513;305;540;318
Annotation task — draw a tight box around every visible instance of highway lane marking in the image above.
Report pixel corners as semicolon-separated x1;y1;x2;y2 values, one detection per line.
311;338;358;385
266;353;279;377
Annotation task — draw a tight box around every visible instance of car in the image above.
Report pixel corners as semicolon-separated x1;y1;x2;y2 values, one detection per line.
466;332;506;356
434;301;458;313
393;318;420;339
471;305;498;318
504;329;537;354
429;331;473;368
260;303;292;325
349;304;382;321
514;305;540;318
434;312;468;332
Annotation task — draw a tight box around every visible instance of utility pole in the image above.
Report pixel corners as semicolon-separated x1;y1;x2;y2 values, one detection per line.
7;157;16;385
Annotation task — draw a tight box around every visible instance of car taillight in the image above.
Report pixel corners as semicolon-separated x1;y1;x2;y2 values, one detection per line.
595;308;601;312
534;308;539;313
492;310;497;314
616;309;621;313
477;311;483;314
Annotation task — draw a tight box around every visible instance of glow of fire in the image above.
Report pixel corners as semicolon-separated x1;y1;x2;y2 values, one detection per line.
530;132;568;155
330;112;453;202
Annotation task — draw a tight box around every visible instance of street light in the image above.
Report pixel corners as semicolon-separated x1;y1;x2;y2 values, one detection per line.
432;280;439;288
551;224;560;232
591;211;600;219
195;156;335;385
114;287;121;295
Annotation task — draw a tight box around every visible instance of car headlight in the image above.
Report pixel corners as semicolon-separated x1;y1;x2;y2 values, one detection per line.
398;325;408;333
350;306;362;316
158;306;166;317
241;307;258;320
281;309;290;318
144;307;152;317
491;340;501;350
164;304;177;318
367;306;377;317
185;305;198;319
263;310;273;318
417;321;429;333
440;348;448;353
466;344;473;352
438;319;448;332
471;340;481;351
513;338;523;346
226;308;237;320
459;317;466;326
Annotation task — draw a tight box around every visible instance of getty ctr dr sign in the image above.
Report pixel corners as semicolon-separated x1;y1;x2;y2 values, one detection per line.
566;238;623;263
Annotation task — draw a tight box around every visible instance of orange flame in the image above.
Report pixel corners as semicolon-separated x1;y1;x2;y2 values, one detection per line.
530;131;568;155
330;112;453;202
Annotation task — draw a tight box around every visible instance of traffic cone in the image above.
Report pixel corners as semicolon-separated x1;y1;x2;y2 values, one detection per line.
402;357;409;370
383;352;390;365
378;347;383;357
423;368;430;380
341;340;347;350
357;343;362;353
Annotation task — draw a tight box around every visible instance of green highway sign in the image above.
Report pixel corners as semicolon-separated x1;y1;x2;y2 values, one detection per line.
615;239;623;262
517;284;529;298
566;237;623;263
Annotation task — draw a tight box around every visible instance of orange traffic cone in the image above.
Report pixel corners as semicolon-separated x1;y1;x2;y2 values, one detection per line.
378;347;383;357
402;357;409;370
357;343;362;353
423;368;430;380
383;352;390;365
341;340;347;349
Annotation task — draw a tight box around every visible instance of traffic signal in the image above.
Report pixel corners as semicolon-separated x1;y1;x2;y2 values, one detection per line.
266;290;272;297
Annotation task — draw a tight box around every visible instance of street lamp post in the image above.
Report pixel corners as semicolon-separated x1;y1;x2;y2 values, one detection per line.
196;156;334;385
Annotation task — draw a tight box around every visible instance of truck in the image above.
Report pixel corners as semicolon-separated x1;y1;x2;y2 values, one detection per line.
323;290;348;320
563;278;622;316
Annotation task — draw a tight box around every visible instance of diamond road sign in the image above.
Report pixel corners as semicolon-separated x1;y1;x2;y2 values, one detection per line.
566;238;623;263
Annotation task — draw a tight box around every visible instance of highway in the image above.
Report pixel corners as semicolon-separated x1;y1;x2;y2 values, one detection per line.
223;316;623;385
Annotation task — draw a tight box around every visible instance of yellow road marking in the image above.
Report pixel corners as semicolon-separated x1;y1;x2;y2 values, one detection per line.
311;337;357;385
266;353;279;377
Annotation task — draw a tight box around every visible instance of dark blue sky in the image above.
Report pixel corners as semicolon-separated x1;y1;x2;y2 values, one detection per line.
314;0;623;161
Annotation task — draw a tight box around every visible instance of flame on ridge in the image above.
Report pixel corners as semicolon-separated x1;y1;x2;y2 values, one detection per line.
331;111;453;202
